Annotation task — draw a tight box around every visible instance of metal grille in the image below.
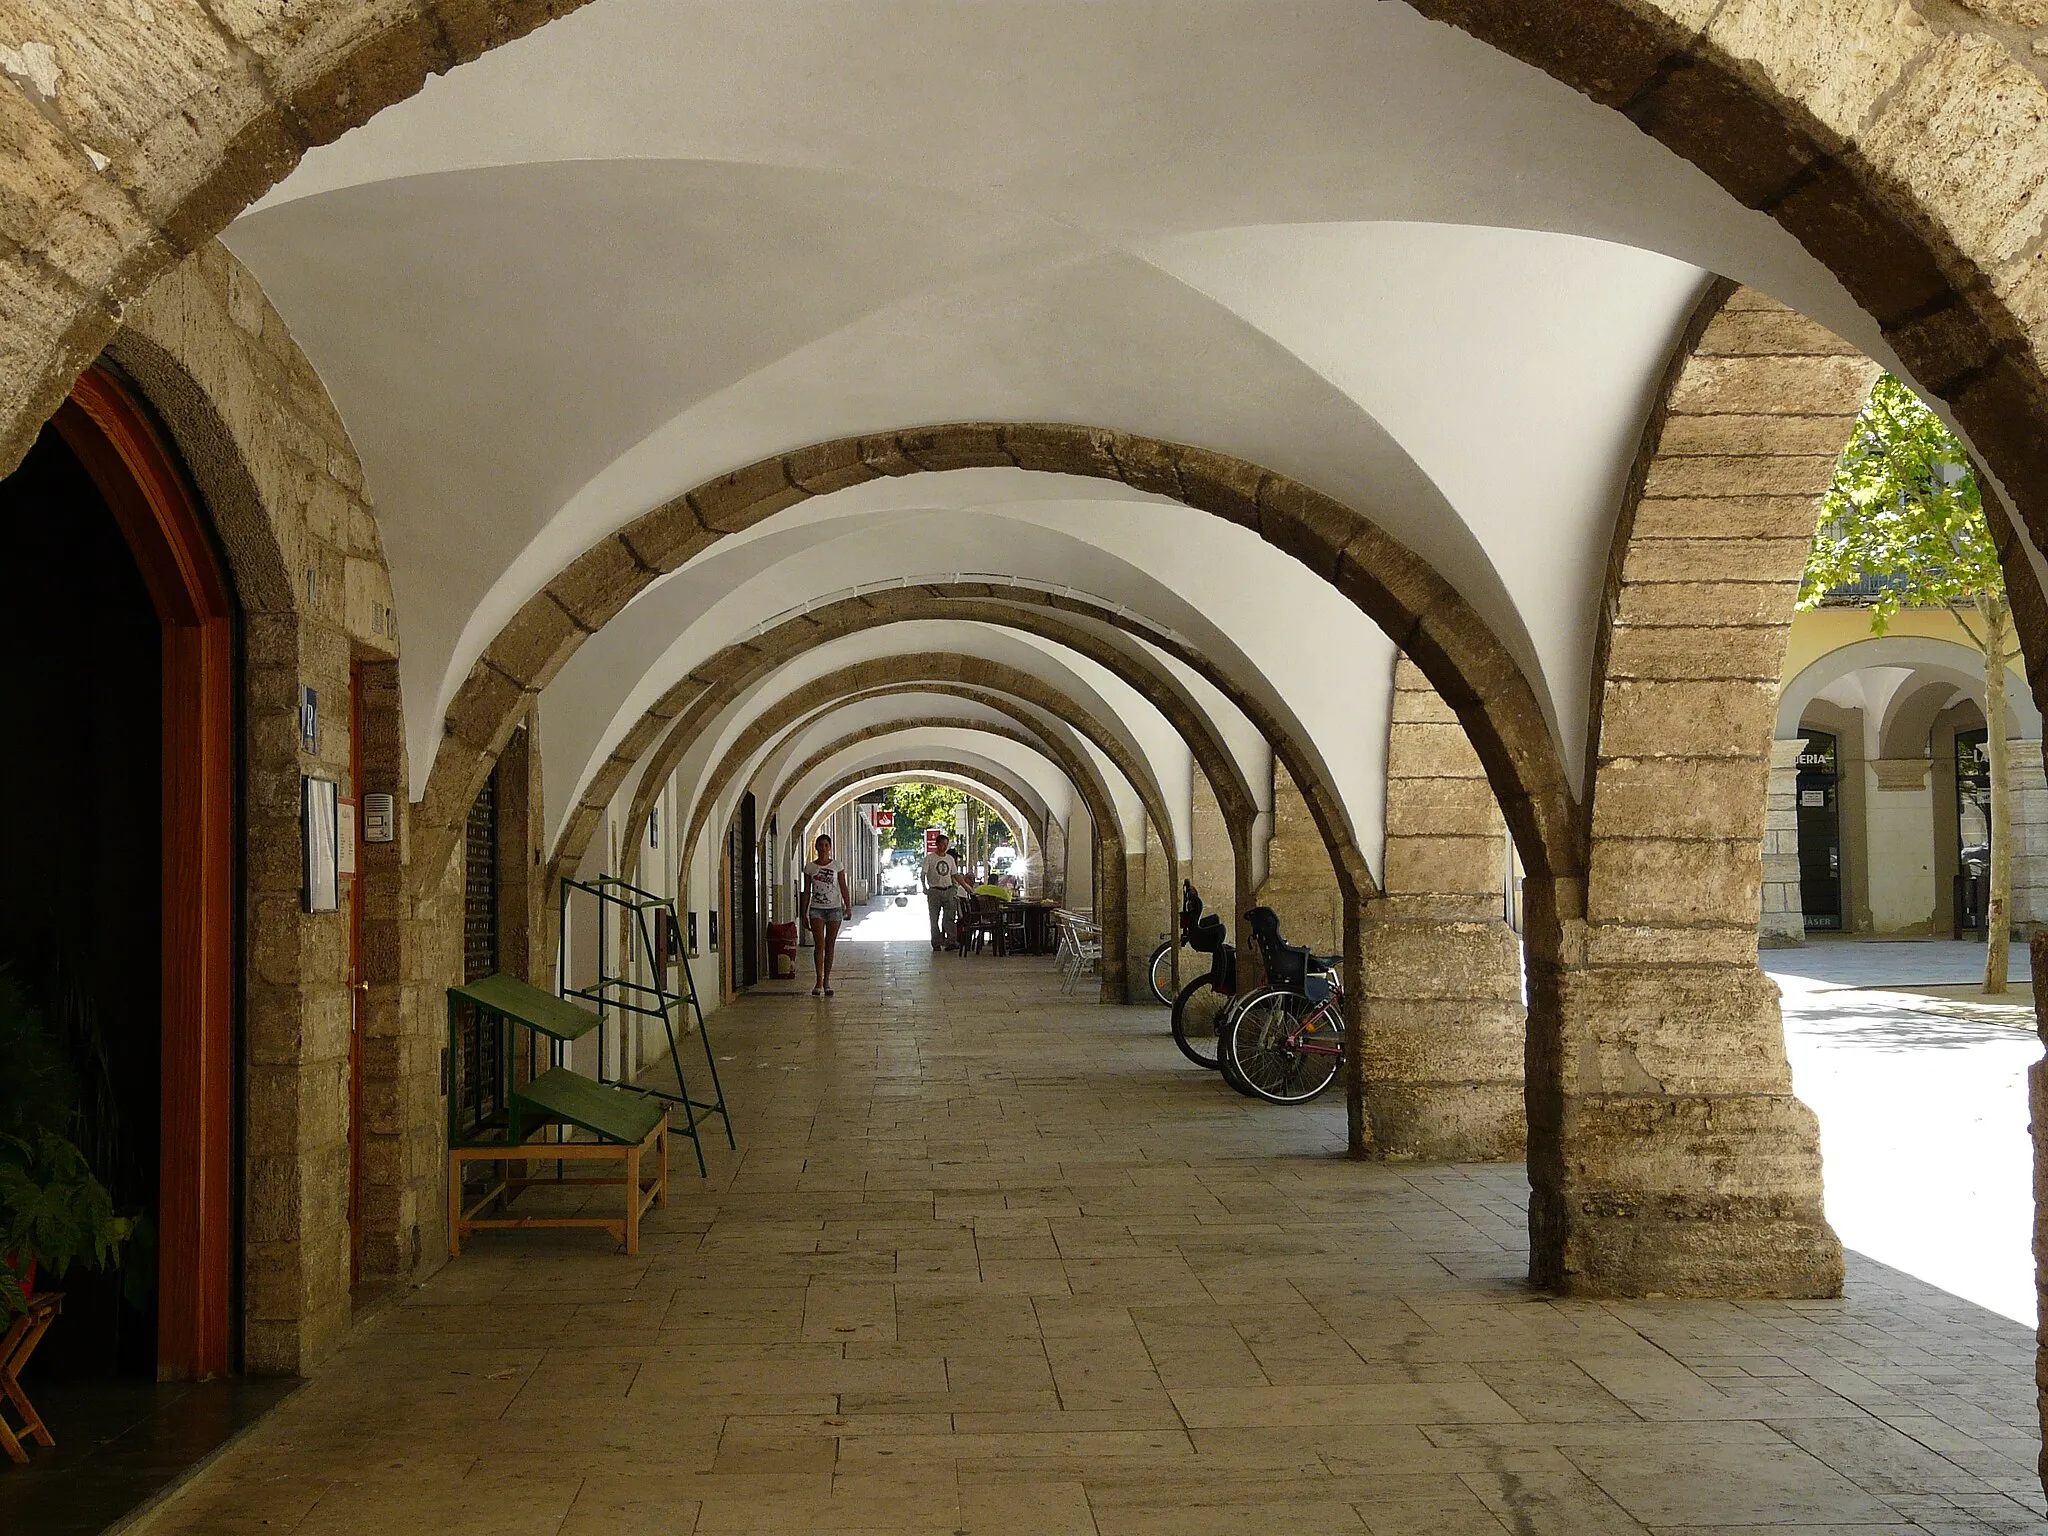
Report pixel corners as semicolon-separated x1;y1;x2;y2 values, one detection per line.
457;772;501;1137
464;772;498;981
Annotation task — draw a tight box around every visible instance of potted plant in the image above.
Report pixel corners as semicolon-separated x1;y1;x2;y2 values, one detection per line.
0;973;131;1318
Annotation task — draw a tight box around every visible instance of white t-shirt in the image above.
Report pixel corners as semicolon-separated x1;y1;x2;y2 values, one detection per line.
801;860;844;916
921;851;961;897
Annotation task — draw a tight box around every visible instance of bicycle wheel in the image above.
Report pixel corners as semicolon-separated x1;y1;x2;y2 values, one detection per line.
1225;988;1344;1104
1147;941;1179;1007
1170;975;1231;1069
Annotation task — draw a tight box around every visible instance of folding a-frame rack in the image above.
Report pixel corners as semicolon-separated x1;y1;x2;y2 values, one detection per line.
558;873;733;1176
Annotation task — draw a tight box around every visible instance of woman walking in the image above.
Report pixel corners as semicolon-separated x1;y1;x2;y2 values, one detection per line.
802;832;853;996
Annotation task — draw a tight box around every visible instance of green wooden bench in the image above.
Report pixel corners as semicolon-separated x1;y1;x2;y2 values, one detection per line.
447;975;669;1256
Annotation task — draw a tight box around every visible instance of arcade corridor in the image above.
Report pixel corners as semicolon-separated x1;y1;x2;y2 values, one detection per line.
137;935;2041;1536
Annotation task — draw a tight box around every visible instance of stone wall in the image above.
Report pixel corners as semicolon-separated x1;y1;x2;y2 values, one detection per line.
1256;760;1342;957
1190;769;1235;949
113;241;411;1373
1358;657;1526;1161
1141;820;1174;960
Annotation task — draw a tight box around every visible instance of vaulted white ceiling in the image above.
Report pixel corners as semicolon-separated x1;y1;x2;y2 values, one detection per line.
219;0;1904;869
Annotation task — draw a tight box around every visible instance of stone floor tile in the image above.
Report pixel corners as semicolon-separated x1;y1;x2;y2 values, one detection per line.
131;940;2047;1535
1559;1436;1898;1526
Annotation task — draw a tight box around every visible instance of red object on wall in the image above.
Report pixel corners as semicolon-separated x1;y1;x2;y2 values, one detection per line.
925;827;943;854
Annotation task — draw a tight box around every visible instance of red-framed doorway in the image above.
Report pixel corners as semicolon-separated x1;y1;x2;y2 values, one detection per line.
53;365;235;1382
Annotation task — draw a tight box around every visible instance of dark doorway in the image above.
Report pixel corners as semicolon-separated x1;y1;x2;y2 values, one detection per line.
1796;729;1843;933
736;794;759;989
1955;727;1990;934
0;427;163;1379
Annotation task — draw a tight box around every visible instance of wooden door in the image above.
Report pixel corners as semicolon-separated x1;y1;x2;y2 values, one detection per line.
55;366;234;1381
347;664;365;1288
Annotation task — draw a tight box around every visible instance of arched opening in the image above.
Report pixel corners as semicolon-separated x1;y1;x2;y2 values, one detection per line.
2;364;235;1383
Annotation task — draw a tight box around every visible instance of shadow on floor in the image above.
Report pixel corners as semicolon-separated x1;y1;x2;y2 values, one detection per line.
0;1376;298;1536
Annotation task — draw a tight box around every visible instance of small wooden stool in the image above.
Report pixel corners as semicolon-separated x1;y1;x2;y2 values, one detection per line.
0;1293;61;1463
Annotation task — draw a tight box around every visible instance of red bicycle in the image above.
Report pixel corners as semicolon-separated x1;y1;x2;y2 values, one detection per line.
1221;949;1344;1105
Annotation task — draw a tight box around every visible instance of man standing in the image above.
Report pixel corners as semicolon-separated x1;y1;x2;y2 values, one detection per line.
921;831;965;951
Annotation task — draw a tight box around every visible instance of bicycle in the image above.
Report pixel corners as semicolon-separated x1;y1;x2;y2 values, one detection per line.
1148;880;1207;1006
1220;908;1345;1104
1169;896;1236;1069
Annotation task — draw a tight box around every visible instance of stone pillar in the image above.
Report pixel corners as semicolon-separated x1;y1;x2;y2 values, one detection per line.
1527;286;1857;1299
1043;815;1067;902
1097;831;1128;1003
1759;738;1805;947
1256;760;1341;956
1358;659;1526;1160
2030;930;2048;1498
1190;769;1235;947
1867;757;1936;935
2009;739;2047;934
1142;819;1174;957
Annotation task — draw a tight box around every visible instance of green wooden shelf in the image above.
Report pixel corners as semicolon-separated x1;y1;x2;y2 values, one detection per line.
512;1066;666;1146
449;972;601;1042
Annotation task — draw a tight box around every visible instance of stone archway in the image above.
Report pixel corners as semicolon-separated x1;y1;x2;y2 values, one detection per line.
613;592;1265;919
428;427;1562;903
740;714;1135;996
648;661;1185;906
577;589;1337;941
667;681;1173;959
799;769;1050;875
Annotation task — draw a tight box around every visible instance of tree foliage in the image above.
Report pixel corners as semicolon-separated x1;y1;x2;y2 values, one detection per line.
880;782;966;851
1798;373;2019;991
1798;375;2002;637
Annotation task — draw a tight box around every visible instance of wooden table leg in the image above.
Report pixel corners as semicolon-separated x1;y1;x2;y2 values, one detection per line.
624;1140;642;1256
448;1148;466;1257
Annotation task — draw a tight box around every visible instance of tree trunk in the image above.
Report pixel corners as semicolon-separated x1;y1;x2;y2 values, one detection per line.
1984;596;2012;994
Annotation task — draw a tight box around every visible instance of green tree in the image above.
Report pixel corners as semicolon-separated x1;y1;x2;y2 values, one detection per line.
880;783;966;852
1798;374;2020;990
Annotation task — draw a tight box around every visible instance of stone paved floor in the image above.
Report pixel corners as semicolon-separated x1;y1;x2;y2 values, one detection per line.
138;927;2047;1534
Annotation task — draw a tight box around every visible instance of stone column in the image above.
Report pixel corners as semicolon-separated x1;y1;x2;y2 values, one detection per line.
2009;739;2047;934
1190;768;1235;948
1527;285;1858;1299
1358;658;1526;1160
1255;760;1342;955
1096;831;1128;1003
1759;738;1805;946
1043;815;1067;902
1142;819;1174;958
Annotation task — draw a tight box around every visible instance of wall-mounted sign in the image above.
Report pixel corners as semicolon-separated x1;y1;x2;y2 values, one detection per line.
688;911;699;955
1799;790;1826;808
925;827;944;854
300;686;318;753
708;911;720;951
362;792;395;843
303;775;339;912
873;808;895;830
338;799;357;877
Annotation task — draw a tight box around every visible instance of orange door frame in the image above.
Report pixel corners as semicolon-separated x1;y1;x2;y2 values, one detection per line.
55;366;234;1382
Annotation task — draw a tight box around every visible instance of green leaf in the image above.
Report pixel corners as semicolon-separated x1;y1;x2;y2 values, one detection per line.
1800;375;2001;644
